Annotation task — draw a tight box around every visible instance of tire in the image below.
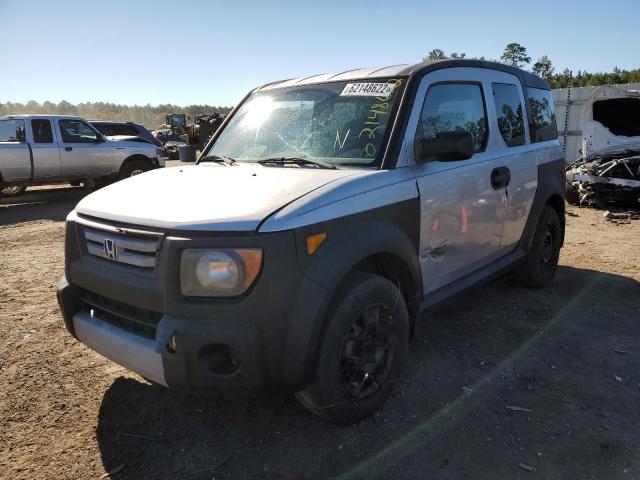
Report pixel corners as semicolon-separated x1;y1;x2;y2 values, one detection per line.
296;272;410;424
514;205;562;288
118;159;152;180
1;185;27;197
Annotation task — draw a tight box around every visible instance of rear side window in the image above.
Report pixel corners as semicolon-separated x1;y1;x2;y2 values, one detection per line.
0;119;26;142
31;119;54;143
59;119;98;143
92;123;116;136
417;83;487;153
121;124;141;136
527;87;557;142
492;83;525;147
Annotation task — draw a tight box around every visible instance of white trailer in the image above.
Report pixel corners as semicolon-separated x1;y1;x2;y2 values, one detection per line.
552;83;640;163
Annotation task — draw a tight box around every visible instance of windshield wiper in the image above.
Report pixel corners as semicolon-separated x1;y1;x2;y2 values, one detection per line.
199;154;237;166
257;157;337;170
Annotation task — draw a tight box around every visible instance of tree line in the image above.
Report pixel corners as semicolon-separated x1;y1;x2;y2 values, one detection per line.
424;44;640;89
0;101;233;129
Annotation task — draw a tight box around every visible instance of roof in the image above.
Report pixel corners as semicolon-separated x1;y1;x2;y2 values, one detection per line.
257;59;549;91
0;114;84;120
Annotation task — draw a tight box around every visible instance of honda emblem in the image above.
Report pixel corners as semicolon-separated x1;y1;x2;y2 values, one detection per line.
104;238;117;260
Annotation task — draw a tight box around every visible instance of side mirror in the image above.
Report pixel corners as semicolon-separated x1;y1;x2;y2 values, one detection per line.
94;134;105;143
414;131;474;163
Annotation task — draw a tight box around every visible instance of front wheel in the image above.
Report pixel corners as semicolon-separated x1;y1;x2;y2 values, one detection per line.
296;272;409;424
118;160;152;180
514;205;562;287
1;185;27;197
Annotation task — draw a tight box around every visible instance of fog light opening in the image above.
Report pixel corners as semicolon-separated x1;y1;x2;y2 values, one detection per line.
198;343;240;376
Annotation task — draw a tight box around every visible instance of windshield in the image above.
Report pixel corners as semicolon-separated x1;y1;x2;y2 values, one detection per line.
205;78;404;167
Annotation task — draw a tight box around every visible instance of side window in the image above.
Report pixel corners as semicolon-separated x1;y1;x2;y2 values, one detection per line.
59;119;98;143
31;119;54;143
122;124;140;136
492;83;525;147
93;123;115;136
0;119;26;142
416;83;487;153
527;87;557;142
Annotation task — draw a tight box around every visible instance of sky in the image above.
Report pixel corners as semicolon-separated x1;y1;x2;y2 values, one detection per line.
0;0;638;107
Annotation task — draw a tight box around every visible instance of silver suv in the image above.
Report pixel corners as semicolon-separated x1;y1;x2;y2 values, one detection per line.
57;60;564;424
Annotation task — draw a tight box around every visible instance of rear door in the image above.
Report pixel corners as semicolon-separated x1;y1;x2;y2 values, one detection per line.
30;118;61;178
56;119;113;176
488;73;539;251
406;67;507;295
0;118;31;181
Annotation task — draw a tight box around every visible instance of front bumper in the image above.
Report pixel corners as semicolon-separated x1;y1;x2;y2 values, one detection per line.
73;310;167;386
58;218;329;393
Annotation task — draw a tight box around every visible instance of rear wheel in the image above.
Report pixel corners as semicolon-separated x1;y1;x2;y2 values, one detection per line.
296;272;409;424
1;185;27;197
119;159;152;180
515;205;562;287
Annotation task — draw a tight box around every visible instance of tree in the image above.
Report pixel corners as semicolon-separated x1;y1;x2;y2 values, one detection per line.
425;49;446;61
0;100;233;128
500;43;531;68
423;49;467;61
531;55;554;81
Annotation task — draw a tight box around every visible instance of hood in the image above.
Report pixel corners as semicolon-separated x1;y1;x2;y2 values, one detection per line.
75;163;363;231
582;85;640;159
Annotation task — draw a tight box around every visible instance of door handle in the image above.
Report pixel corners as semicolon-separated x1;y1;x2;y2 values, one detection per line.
491;166;511;190
65;146;73;152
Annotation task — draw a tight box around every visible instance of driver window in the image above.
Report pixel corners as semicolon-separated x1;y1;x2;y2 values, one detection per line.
416;83;488;153
59;119;98;143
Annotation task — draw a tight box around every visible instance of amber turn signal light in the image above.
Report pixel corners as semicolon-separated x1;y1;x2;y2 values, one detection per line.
306;233;327;255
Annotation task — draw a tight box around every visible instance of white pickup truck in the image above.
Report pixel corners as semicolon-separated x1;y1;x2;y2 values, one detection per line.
0;115;164;198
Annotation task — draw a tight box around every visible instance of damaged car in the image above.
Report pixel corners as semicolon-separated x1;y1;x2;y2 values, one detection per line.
566;85;640;208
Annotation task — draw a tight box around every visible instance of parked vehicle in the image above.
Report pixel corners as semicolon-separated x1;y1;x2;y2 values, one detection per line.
57;60;564;424
0;115;165;199
90;120;162;148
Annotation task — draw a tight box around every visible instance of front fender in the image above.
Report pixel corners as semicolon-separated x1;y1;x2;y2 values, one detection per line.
293;202;421;293
283;198;421;381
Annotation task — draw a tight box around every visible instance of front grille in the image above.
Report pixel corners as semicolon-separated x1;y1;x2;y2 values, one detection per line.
78;217;163;269
80;289;163;340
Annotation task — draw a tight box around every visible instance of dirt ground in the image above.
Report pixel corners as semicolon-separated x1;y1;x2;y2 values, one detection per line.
1;180;639;480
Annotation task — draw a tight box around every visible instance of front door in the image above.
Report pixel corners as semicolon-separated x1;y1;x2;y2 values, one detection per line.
408;68;508;295
57;119;113;177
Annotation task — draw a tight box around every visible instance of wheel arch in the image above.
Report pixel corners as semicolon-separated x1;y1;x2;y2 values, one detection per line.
294;200;422;354
545;192;565;245
341;250;421;337
118;154;156;175
518;158;566;252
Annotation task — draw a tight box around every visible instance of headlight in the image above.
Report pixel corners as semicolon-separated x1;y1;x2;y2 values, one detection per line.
180;248;263;297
